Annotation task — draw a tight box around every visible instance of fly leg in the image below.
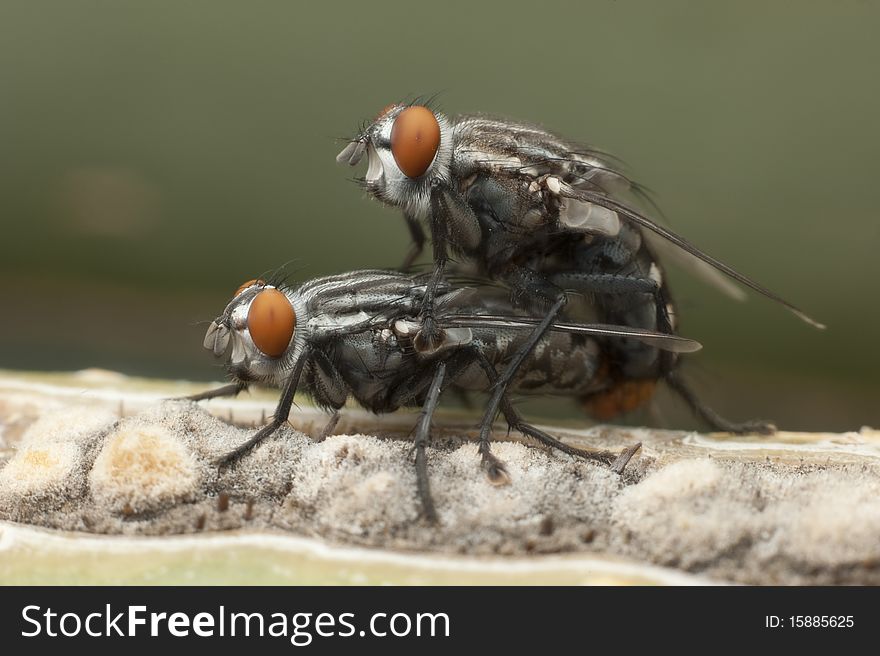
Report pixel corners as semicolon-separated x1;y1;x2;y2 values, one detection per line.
503;404;641;474
182;381;248;402
215;345;312;467
414;259;447;352
550;271;670;327
551;228;676;339
474;294;568;483
314;411;341;442
415;183;483;351
470;265;571;480
400;211;426;271
411;361;447;524
665;369;775;435
392;354;481;521
412;186;454;352
473;351;641;476
551;268;676;378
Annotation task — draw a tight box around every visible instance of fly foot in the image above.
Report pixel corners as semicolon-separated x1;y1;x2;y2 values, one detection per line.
730;420;776;436
480;450;511;486
611;442;642;474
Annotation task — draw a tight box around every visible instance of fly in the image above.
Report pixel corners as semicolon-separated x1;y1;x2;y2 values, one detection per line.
337;104;824;435
192;270;701;522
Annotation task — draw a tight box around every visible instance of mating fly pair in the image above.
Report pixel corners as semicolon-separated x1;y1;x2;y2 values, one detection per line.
336;101;824;441
195;271;700;521
195;101;822;521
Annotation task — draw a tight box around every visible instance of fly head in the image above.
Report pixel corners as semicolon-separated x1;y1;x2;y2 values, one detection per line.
203;279;307;386
336;103;454;216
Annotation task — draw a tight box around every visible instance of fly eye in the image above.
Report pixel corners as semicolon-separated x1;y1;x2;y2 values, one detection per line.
390;106;441;178
247;288;295;358
234;278;265;297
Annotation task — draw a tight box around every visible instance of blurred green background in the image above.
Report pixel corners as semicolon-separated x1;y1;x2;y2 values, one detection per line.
1;1;877;431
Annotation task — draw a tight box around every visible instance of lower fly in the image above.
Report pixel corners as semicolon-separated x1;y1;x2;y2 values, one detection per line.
191;269;701;522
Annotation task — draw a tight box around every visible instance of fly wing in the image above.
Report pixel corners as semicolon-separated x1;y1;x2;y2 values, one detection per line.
557;163;748;301
641;229;747;302
441;314;702;353
452;116;822;328
552;184;825;329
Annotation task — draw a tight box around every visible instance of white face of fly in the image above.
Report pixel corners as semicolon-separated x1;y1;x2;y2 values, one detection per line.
336;104;453;217
203;281;307;386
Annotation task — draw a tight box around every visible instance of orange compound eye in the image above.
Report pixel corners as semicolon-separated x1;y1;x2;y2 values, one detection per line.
234;278;265;298
390;106;441;178
247;288;295;358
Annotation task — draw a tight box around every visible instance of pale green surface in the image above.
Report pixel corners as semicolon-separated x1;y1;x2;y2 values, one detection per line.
0;2;877;431
0;523;706;586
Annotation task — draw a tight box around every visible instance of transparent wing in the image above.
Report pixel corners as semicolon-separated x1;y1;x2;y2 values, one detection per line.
641;230;747;302
454;118;821;327
553;184;825;329
441;314;702;353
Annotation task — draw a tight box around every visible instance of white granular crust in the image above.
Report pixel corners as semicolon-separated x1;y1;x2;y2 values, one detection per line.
1;401;879;584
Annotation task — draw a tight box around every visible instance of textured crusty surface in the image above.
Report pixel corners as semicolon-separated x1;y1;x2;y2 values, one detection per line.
1;370;879;585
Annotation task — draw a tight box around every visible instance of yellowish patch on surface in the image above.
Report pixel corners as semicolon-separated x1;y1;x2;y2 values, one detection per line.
90;425;199;512
23;449;56;468
0;443;79;496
